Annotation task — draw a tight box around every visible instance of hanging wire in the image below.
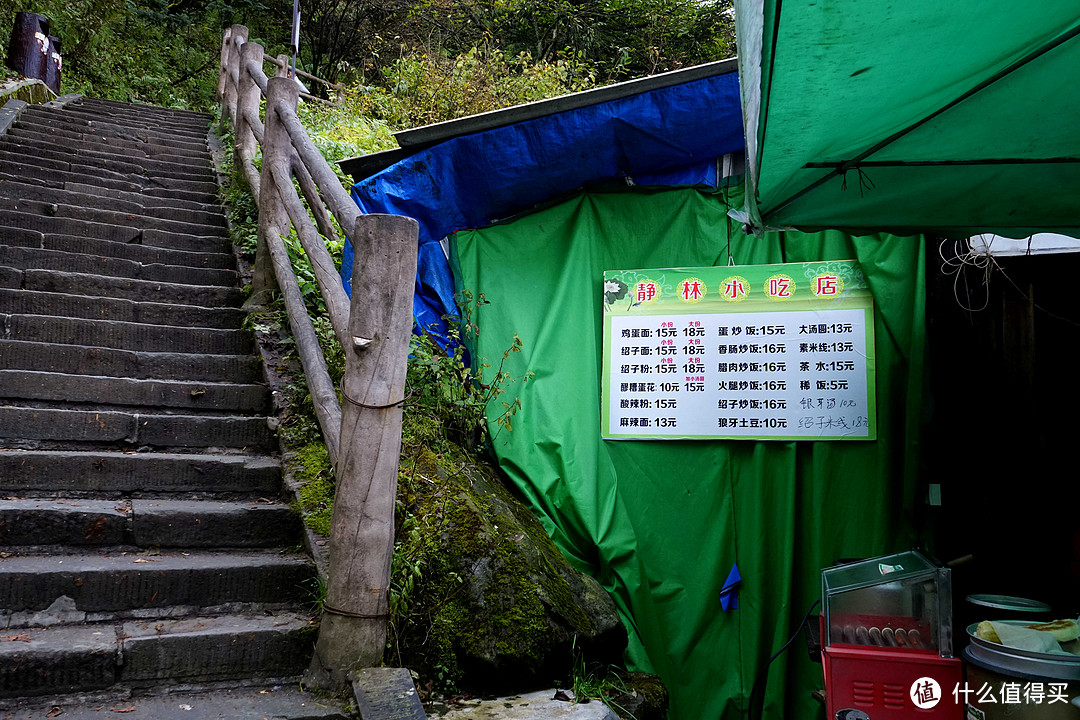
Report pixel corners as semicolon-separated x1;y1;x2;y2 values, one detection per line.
940;235;1080;327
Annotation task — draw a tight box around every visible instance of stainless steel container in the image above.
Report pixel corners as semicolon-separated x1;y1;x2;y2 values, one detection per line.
963;622;1080;719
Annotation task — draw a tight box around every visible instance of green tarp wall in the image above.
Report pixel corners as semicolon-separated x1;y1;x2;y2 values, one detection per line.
451;185;926;719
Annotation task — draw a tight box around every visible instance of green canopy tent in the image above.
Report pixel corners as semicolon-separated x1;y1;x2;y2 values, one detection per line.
734;0;1080;238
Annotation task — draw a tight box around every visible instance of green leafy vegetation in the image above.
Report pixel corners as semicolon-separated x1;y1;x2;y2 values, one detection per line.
0;0;291;110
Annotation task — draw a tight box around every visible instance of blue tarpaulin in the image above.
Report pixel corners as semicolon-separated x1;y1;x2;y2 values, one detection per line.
341;68;745;334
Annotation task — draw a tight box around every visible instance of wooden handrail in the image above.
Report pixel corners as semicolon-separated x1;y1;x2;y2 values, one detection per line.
218;24;418;693
264;53;346;91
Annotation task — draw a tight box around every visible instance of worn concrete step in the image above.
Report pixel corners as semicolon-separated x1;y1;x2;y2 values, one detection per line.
0;245;237;286
0;371;269;414
5;314;251;354
0;142;215;185
0;227;236;270
36;107;213;141
0;450;280;494
74;96;212;126
1;684;349;719
0;136;217;185
6;124;213;164
0;137;217;182
0;407;276;450
19;105;212;145
0;197;226;239
0;157;219;198
0;498;300;548
0;265;18;288
0;286;243;328
0;613;314;698
0;550;313;612
18;269;242;307
64;178;223;214
0;179;227;227
0;340;262;384
0;209;231;254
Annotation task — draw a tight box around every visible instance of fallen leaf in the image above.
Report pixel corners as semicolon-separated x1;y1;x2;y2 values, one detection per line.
1;634;31;642
110;706;136;713
45;706;63;717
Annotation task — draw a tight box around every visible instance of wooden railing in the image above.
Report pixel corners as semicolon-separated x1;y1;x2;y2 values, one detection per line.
218;24;418;691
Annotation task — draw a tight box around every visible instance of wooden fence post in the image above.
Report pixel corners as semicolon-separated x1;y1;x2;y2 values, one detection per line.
306;213;418;691
217;26;231;104
253;76;296;296
221;24;248;132
235;40;263;184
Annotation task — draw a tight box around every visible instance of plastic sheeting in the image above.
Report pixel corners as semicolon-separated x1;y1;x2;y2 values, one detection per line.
735;0;1080;237
342;69;744;335
451;185;926;720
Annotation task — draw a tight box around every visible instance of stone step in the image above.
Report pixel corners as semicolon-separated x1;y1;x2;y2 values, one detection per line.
0;371;269;414
0;286;243;329
0;613;314;698
4;314;250;354
20;105;212;145
0;157;220;198
65;178;223;214
0;178;227;227
0;168;219;206
17;269;242;307
0;209;231;254
0;550;314;612
0;450;280;495
38;106;213;140
0;407;276;450
74;96;212;126
0;141;215;184
0;227;236;270
0;245;237;286
0;498;300;548
0;340;262;384
2;684;350;719
0;197;226;239
0;131;215;180
6;123;213;163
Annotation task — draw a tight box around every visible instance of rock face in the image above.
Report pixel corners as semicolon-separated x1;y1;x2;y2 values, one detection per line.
391;435;627;692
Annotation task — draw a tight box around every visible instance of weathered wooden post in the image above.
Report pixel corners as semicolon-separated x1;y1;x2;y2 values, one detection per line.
234;40;263;195
220;24;247;132
306;212;418;691
216;26;231;105
275;54;291;78
253;76;294;296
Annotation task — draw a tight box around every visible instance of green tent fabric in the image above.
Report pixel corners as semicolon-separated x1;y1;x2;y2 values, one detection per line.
735;0;1080;237
451;186;926;719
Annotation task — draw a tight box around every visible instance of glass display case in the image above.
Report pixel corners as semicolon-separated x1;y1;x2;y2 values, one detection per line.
822;549;954;657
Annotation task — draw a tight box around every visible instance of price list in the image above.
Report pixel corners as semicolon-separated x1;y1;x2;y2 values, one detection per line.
601;262;876;441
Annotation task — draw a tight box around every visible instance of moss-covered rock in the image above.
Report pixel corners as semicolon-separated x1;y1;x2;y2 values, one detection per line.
390;431;626;693
0;78;53;105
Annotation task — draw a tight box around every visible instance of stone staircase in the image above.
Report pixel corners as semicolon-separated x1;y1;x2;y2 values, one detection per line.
0;96;319;702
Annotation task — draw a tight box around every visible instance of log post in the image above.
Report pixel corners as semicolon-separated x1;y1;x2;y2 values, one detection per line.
252;76;296;297
235;40;263;178
216;26;231;104
221;24;247;132
276;54;291;78
306;212;418;691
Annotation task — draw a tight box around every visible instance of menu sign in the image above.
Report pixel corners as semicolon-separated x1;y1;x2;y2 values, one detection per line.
601;261;876;441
